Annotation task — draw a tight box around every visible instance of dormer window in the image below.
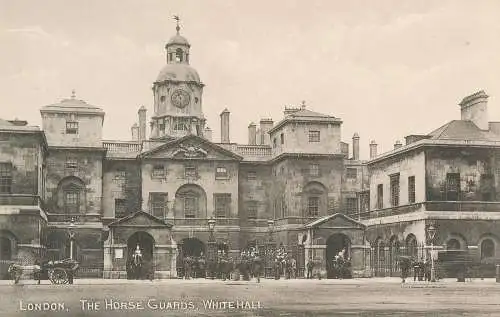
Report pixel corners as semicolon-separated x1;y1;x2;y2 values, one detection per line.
66;121;78;134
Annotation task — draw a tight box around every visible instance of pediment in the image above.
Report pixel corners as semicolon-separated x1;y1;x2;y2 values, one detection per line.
140;135;242;161
305;213;365;229
108;211;172;228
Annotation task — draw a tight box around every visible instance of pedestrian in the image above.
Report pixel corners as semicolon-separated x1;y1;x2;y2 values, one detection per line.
424;259;431;282
413;260;419;282
306;257;314;279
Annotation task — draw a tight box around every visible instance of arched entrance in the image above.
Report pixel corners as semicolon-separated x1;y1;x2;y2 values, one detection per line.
179;238;206;278
0;231;17;280
127;232;155;280
182;238;205;257
326;233;351;279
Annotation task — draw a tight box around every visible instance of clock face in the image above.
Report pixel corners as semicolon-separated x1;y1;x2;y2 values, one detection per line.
171;89;191;108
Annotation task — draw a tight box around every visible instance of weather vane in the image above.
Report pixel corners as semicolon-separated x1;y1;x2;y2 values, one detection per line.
173;15;180;34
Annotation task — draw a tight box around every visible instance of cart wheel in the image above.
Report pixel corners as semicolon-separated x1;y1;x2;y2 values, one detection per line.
49;268;68;284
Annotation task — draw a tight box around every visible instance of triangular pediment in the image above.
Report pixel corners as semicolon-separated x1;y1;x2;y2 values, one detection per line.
305;213;365;229
140;135;242;161
108;211;172;228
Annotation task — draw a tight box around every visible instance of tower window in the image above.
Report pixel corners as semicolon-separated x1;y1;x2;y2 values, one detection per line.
185;165;197;178
176;48;183;62
160;96;166;102
152;165;165;178
66;121;78;134
309;164;319;176
65;157;78;170
195;97;199;104
215;167;228;179
309;131;320;142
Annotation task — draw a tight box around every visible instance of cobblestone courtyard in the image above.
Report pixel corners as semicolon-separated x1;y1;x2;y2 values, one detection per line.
2;278;500;316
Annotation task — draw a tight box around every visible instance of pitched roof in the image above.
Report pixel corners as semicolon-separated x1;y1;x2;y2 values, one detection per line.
139;134;243;160
287;109;336;119
0;119;14;126
108;210;172;228
304;213;366;229
428;120;500;141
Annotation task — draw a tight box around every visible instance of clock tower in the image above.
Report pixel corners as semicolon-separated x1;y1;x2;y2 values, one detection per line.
151;18;206;139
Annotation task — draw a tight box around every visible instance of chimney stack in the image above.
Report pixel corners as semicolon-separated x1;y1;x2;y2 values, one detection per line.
394;140;402;150
204;126;212;141
256;128;262;145
248;122;257;145
220;108;230;143
459;90;489;130
138;106;147;142
259;119;274;145
352;132;360;160
131;123;139;141
369;140;378;159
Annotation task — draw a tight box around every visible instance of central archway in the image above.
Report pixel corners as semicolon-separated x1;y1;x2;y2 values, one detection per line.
181;238;205;257
326;233;351;279
127;231;155;280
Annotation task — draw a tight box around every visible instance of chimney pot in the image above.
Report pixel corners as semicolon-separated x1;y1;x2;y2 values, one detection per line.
369;140;378;159
259;118;274;145
352;132;360;160
394;140;403;149
204;126;212;141
220;108;230;143
248;122;257;145
138;106;147;142
459;90;489;130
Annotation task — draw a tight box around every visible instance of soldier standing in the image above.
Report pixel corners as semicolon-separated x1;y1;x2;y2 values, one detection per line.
306;257;314;279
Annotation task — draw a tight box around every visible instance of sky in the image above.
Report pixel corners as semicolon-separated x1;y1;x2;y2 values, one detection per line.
1;0;500;159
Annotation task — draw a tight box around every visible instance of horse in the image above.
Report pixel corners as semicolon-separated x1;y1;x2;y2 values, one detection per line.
8;263;42;284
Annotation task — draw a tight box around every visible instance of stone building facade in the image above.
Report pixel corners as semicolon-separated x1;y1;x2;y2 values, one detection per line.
0;24;499;279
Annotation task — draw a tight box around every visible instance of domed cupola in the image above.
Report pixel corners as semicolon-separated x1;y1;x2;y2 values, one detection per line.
150;16;206;140
165;16;191;64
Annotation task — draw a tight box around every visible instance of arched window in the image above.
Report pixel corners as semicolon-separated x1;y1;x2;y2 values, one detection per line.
303;181;327;217
446;239;461;250
176;48;183;62
406;234;418;258
57;177;85;215
0;237;12;260
175;184;207;218
481;239;495;259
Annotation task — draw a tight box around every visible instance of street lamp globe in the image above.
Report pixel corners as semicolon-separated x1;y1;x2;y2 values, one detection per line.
427;224;437;241
208;217;216;231
267;219;275;231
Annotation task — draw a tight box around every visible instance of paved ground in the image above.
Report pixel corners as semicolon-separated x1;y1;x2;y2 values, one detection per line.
2;278;500;316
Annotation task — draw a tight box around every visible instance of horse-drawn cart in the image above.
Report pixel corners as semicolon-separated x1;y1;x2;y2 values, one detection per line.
8;258;79;285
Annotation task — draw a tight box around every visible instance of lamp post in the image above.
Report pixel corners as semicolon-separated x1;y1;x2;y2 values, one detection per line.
68;217;76;260
207;217;216;279
267;219;275;242
427;223;437;283
265;219;275;278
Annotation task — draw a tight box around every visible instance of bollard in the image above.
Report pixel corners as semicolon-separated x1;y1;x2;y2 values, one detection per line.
496;264;500;283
